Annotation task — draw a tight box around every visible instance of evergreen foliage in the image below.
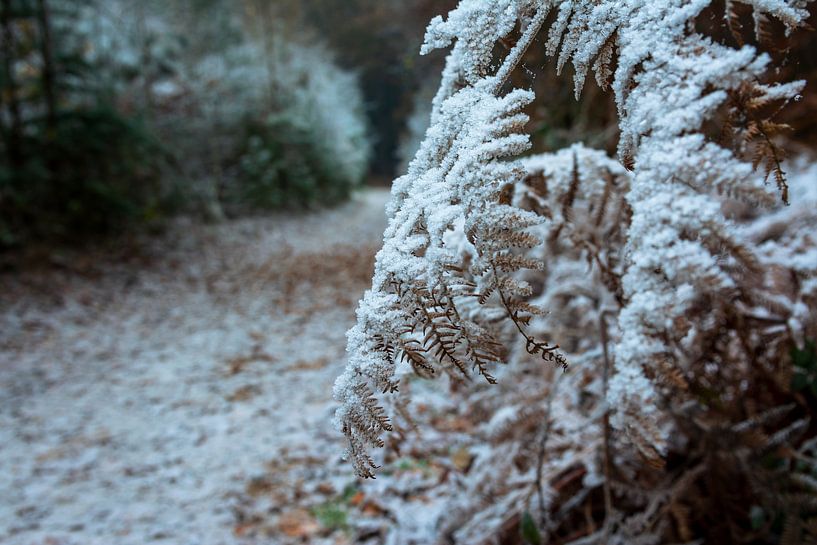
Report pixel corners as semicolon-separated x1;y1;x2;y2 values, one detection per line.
0;0;167;246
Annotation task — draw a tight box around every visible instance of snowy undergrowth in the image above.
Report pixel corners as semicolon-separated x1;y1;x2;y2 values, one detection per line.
63;1;372;211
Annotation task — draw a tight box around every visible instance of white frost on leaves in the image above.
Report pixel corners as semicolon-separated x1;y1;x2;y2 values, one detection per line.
421;0;537;84
336;0;813;474
189;41;371;186
743;161;817;348
334;82;538;472
533;0;809;451
334;0;549;476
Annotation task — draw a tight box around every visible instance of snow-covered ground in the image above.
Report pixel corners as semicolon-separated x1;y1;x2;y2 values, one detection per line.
0;189;390;545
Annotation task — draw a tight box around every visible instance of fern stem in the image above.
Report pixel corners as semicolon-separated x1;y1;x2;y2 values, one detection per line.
535;370;561;529
489;3;550;95
600;309;615;541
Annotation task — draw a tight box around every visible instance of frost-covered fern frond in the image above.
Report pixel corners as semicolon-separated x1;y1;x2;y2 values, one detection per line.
433;146;630;543
335;0;813;479
534;0;811;461
358;151;817;545
333;1;566;478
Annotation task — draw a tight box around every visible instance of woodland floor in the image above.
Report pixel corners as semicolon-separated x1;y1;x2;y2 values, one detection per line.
0;189;395;545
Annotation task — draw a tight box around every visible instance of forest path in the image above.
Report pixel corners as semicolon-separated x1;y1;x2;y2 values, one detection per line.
0;189;390;545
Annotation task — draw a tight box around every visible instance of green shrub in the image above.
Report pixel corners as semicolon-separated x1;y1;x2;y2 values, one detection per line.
229;112;358;211
0;105;168;247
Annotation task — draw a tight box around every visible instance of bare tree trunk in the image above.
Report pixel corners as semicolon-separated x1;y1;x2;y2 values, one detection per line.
36;0;57;136
1;0;23;166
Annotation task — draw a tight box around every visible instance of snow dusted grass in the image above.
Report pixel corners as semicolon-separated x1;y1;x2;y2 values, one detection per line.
0;190;388;545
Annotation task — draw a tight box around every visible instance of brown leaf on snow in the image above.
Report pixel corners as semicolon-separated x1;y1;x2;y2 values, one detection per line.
277;509;320;538
226;384;262;402
451;447;473;473
316;482;336;495
361;500;387;516
226;347;276;375
289;356;331;372
349;490;366;507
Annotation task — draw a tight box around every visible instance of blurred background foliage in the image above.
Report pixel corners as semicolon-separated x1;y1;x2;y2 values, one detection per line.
0;0;379;250
0;0;814;251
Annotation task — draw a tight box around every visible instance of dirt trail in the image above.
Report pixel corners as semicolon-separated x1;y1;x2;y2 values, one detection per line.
0;189;390;545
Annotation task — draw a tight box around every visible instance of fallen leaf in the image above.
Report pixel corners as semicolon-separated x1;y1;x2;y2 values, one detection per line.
349;491;365;507
316;482;336;495
451;447;473;472
278;509;320;538
361;501;386;516
227;384;262;402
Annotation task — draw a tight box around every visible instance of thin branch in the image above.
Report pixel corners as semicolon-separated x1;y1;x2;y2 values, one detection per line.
599;309;616;542
489;3;550;94
491;261;568;370
536;369;562;529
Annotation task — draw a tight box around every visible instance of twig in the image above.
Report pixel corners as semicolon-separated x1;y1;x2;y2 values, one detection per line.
599;309;615;541
485;260;568;370
489;4;550;94
535;368;563;528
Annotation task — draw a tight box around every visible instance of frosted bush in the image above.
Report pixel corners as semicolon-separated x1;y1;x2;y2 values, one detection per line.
63;1;372;210
189;39;371;207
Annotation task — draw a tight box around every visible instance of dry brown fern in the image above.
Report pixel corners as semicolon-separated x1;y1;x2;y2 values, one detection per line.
723;80;802;204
